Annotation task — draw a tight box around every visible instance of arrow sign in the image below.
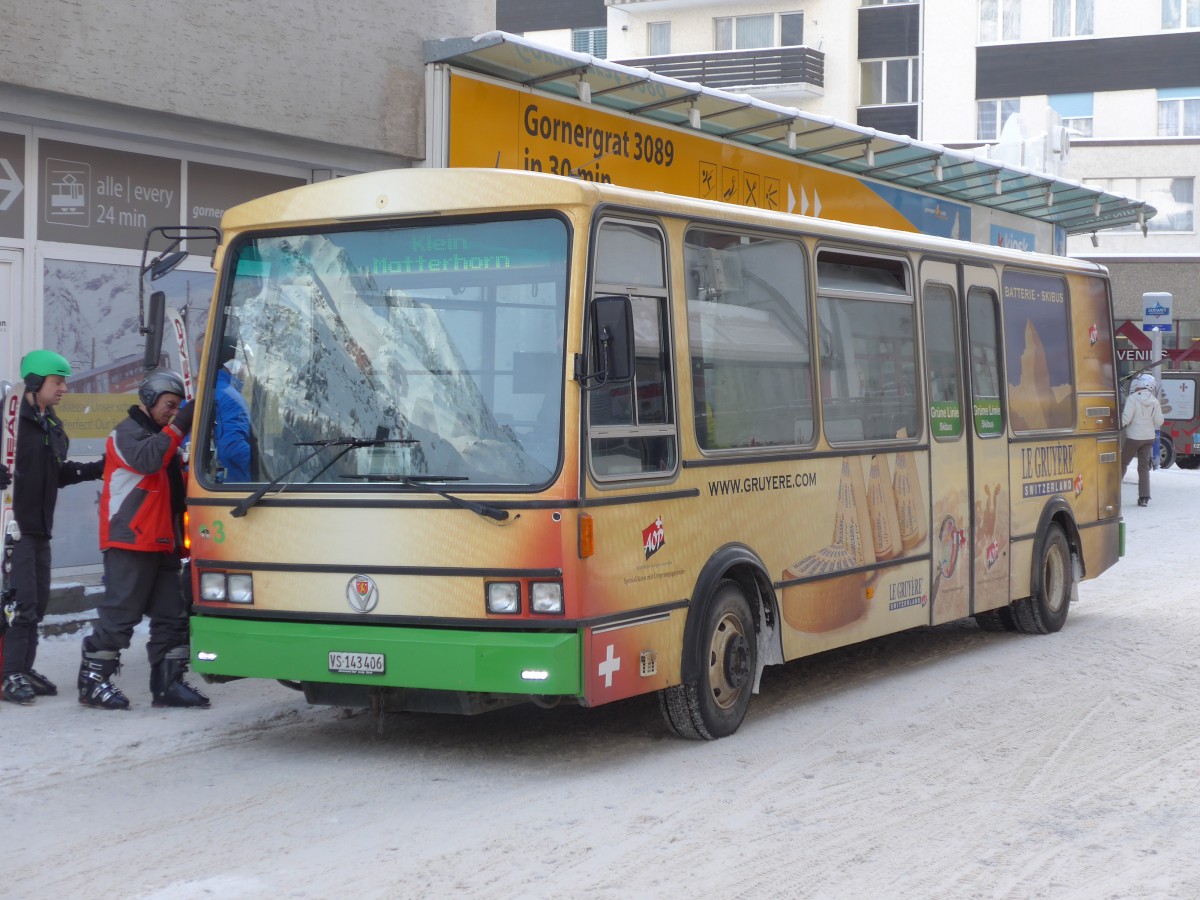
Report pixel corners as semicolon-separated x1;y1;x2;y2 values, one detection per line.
0;157;23;212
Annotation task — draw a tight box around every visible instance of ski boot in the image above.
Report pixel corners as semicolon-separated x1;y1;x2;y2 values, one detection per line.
151;648;210;709
79;651;131;710
2;672;37;705
25;668;58;696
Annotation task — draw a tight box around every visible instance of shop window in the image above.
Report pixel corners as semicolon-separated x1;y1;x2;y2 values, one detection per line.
1084;177;1194;232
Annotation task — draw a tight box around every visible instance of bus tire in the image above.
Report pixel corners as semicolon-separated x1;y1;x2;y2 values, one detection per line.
1177;455;1200;470
974;606;1017;632
1011;523;1072;635
659;580;756;740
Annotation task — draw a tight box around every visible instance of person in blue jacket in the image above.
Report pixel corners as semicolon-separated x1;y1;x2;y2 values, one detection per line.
212;335;253;482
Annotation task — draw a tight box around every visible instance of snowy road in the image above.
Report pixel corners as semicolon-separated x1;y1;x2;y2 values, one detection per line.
3;470;1198;899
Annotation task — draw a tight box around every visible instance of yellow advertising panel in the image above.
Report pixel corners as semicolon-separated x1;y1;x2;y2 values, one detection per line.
447;73;956;236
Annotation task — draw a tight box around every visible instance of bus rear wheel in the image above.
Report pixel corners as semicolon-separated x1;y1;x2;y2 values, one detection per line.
1011;524;1072;635
1177;455;1200;470
974;606;1017;632
659;580;757;740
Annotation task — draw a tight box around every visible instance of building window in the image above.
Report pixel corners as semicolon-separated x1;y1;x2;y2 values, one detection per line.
1163;0;1200;28
648;21;671;55
1085;177;1195;232
1158;88;1200;135
715;14;773;50
861;58;919;105
1053;0;1093;35
862;0;918;5
980;0;1021;42
977;98;1020;140
780;12;805;46
1049;93;1093;137
572;27;607;59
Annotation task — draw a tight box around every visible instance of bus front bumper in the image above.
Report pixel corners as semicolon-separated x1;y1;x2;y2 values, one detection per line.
190;615;582;696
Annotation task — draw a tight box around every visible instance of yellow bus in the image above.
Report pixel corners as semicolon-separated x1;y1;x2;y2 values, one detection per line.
187;168;1122;739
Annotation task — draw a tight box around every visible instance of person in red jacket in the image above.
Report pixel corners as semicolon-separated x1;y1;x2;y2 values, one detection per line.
78;369;209;710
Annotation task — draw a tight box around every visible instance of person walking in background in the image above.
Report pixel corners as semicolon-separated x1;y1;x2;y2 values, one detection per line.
0;351;104;706
1121;373;1165;508
78;369;209;710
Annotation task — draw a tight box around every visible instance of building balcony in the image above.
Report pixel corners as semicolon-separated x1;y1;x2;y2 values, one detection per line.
612;46;824;99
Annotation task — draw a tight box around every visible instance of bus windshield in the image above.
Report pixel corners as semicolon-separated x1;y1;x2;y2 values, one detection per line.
202;215;569;489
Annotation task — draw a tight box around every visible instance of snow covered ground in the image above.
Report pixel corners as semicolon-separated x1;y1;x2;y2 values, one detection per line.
3;468;1198;899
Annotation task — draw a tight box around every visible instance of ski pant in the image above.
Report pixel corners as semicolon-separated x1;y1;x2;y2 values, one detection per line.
1;535;52;678
83;548;188;667
1121;437;1154;500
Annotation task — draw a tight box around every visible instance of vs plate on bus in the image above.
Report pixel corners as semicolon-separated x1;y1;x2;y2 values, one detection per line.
328;651;386;675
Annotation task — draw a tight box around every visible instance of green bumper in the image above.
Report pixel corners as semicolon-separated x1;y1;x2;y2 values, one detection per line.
191;615;582;696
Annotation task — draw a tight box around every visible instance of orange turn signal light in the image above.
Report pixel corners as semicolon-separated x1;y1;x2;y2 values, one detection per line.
578;513;594;558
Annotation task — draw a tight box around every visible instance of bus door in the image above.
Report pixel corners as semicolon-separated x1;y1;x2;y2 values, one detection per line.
920;262;971;625
963;266;1010;613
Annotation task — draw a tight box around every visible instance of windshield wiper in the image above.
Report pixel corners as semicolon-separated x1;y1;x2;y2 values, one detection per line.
346;474;510;522
229;438;417;518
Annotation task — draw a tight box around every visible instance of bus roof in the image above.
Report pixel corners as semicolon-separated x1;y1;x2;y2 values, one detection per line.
220;167;1108;276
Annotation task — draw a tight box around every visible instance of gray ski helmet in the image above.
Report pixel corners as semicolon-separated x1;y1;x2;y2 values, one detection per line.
138;369;186;409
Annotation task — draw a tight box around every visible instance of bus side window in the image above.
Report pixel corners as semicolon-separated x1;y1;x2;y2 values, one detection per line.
684;229;814;451
923;283;964;440
588;220;677;479
816;251;918;443
967;287;1005;437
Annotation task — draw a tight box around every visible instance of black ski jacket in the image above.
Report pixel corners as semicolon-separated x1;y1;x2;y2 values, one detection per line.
12;395;104;538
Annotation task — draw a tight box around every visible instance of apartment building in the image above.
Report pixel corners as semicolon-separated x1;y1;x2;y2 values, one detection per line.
500;0;1198;367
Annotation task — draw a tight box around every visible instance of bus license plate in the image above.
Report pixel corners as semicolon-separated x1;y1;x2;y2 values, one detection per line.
328;652;385;675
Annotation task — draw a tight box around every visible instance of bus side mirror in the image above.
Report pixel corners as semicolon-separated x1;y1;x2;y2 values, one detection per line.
581;295;634;389
148;250;188;281
142;290;166;371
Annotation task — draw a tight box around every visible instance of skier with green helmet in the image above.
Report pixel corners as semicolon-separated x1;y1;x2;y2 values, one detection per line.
1;350;104;705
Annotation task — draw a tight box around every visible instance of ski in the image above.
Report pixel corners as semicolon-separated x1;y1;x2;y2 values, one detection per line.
164;304;194;401
1;379;19;651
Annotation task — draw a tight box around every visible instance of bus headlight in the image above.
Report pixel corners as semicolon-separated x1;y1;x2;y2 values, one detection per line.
199;572;227;601
199;572;254;604
486;581;520;614
530;582;564;614
227;574;254;604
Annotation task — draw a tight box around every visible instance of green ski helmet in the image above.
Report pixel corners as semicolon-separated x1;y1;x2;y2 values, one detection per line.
20;349;72;393
20;349;72;380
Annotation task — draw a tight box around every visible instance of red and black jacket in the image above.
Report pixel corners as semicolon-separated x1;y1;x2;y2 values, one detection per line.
100;406;187;553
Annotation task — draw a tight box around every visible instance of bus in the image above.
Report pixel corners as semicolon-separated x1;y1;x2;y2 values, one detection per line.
186;168;1122;739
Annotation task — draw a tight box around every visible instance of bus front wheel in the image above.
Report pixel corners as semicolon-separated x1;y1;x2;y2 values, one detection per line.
659;580;757;740
1011;524;1072;635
